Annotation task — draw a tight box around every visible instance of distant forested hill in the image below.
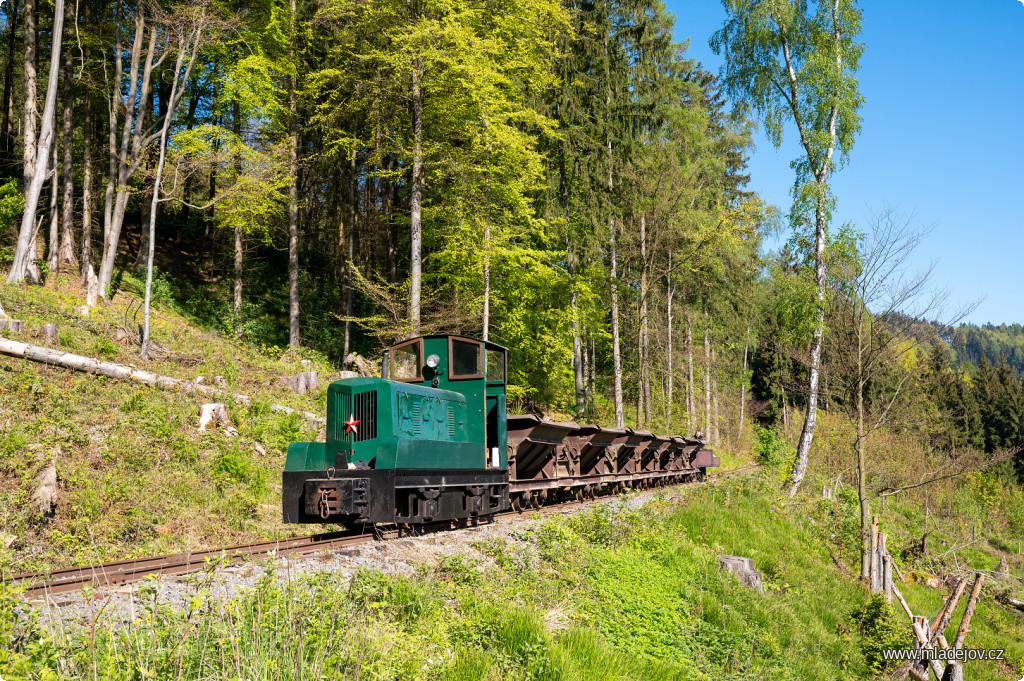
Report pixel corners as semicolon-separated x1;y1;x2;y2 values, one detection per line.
950;323;1024;372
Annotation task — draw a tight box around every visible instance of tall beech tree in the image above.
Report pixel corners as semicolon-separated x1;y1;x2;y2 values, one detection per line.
713;0;864;495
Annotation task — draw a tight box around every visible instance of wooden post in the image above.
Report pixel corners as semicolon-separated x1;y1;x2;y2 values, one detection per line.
952;573;985;650
871;517;880;591
930;578;967;646
882;539;893;602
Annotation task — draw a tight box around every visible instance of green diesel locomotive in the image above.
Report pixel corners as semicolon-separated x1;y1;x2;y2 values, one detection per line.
282;334;716;526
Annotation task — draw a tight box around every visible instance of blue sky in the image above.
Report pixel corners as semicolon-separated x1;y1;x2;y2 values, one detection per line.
667;1;1024;325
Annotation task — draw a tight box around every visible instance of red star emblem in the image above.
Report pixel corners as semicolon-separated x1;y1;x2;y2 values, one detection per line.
343;414;360;435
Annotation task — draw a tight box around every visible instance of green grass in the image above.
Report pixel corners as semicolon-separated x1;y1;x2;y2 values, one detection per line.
0;278;344;573
4;474;1019;680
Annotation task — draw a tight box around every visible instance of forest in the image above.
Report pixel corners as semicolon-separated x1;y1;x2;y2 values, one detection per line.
1;0;1023;512
1;0;1024;677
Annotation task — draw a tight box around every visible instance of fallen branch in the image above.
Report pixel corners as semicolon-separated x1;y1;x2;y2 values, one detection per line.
0;335;324;428
874;447;1020;500
1002;596;1024;613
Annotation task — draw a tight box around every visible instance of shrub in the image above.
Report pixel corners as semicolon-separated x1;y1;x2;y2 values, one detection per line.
753;426;794;470
852;593;912;674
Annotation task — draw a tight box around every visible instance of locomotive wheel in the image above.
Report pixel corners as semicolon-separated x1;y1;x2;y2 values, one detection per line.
512;495;522;512
575;488;584;502
530;492;541;509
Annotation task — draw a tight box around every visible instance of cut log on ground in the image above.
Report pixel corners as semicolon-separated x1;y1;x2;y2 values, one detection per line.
0;336;325;428
1002;596;1024;613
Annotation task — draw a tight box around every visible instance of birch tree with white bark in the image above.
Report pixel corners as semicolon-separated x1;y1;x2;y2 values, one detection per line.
713;0;864;496
6;0;66;284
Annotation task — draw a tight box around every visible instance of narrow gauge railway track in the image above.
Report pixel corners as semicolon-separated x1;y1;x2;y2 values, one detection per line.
7;465;756;600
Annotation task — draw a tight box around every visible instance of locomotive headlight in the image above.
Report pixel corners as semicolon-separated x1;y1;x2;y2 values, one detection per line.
426;354;440;369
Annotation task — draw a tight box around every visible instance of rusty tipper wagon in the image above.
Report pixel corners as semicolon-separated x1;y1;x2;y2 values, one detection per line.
282;334;717;526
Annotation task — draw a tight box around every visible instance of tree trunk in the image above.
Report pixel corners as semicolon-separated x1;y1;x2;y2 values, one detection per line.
608;147;623;428
640;214;651;427
712;347;720;447
102;3;122;246
7;0;64;285
409;55;423;334
556;103;584;419
482;109;491;343
0;0;20;158
704;330;711;438
0;336;324;426
686;316;694;435
287;0;300;346
23;0;37;193
667;254;673;428
57;10;76;273
344;146;355;357
7;0;39;283
141;20;203;360
99;18;155;297
588;329;596;412
46;130;59;274
232;101;242;331
739;327;749;446
787;192;827;495
856;314;871;579
80;0;93;282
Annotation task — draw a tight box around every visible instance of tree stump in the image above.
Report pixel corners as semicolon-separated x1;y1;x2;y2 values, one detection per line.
0;319;25;334
85;265;99;307
717;555;765;594
40;323;59;346
198;403;238;436
30;455;59;518
336;370;359;380
276;371;319;394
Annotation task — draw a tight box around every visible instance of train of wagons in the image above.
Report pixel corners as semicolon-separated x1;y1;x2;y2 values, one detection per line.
283;334;718;525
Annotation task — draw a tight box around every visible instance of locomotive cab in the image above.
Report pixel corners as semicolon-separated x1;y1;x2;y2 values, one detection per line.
384;335;508;471
282;335;510;526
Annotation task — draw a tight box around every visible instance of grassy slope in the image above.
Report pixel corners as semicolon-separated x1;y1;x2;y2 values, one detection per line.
3;476;1022;680
1;275;338;572
2;277;1023;680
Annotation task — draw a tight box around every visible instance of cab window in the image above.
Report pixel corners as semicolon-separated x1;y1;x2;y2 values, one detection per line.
391;340;423;381
450;338;483;378
486;348;505;382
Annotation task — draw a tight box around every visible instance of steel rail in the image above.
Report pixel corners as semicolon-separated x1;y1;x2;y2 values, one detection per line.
6;465;757;599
